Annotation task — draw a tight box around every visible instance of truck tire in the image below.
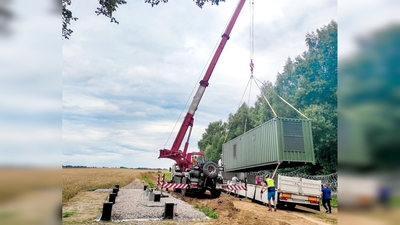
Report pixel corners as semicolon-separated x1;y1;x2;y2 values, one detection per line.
276;198;285;209
181;177;187;196
276;202;285;210
286;203;296;209
210;189;222;198
203;162;218;179
311;204;320;211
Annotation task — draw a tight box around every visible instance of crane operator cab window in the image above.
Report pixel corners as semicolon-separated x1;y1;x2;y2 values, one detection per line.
191;156;198;165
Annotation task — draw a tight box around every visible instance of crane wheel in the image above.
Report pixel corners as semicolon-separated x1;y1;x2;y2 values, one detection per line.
210;189;222;198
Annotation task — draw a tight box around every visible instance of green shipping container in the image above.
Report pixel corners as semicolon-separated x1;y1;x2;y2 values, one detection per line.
222;117;315;172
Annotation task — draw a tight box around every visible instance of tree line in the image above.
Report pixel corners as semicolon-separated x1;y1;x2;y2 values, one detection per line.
198;21;337;175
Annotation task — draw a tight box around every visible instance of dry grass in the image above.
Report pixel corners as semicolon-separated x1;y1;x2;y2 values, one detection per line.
0;168;61;203
0;168;61;225
62;168;164;204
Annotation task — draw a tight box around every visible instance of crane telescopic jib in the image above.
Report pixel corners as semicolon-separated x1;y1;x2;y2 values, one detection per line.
159;0;246;173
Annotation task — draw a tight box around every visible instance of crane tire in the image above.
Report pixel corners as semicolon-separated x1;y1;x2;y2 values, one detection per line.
210;189;222;198
203;161;218;179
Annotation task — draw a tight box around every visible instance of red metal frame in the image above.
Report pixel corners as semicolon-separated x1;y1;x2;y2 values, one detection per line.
159;0;246;172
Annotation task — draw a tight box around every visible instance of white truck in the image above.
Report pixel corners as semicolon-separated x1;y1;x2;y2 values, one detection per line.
217;172;321;211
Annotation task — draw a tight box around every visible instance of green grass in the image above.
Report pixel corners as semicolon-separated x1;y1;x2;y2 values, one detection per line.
62;211;75;218
164;172;172;182
0;211;16;219
142;175;155;188
390;196;400;207
193;204;218;219
331;194;338;207
319;194;338;208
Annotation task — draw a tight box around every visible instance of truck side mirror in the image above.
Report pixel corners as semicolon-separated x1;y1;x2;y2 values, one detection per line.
169;167;171;172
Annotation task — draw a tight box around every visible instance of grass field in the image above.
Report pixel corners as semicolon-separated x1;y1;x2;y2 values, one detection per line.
62;168;169;204
0;168;60;203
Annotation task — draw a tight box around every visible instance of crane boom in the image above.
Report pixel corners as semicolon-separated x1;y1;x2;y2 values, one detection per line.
159;0;246;172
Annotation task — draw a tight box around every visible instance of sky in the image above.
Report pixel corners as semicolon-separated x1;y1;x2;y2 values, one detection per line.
61;0;337;168
0;0;60;167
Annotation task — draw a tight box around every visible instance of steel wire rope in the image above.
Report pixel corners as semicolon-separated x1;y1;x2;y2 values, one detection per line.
223;76;252;143
249;75;277;117
163;3;238;149
243;0;255;134
252;76;309;120
223;0;255;142
249;0;254;61
243;78;252;133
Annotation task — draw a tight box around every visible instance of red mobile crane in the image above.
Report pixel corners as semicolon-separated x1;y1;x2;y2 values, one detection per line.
159;0;247;197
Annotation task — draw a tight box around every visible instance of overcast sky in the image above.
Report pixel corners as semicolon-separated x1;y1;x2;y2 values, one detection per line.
62;0;337;168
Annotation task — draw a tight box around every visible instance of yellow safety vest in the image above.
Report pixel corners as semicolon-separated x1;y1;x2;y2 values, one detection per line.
266;178;274;187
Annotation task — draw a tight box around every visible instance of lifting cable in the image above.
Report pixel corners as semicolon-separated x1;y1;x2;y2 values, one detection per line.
223;76;252;143
243;76;252;133
252;76;309;120
244;0;255;134
224;0;255;142
249;0;254;69
252;77;278;117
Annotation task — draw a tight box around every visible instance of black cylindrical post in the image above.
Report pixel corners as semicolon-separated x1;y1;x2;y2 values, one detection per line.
109;193;116;204
154;193;161;202
100;202;113;220
112;188;119;196
144;185;148;191
164;203;174;219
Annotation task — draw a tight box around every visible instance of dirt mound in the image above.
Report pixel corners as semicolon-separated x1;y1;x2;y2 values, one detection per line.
202;193;239;216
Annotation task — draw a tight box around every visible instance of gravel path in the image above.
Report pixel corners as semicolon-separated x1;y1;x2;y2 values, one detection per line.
96;179;209;222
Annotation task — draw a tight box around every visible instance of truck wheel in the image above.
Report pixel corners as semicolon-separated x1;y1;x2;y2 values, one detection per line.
286;203;296;209
311;204;320;211
210;189;221;198
276;200;285;210
203;162;218;179
181;177;187;196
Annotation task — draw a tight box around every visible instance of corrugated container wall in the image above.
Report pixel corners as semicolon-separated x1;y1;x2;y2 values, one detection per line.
222;117;315;172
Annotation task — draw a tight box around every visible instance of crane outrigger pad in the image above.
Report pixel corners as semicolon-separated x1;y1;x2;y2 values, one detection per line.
222;117;315;172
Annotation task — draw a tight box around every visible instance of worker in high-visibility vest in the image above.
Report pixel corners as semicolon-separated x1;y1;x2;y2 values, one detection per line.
261;174;277;211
